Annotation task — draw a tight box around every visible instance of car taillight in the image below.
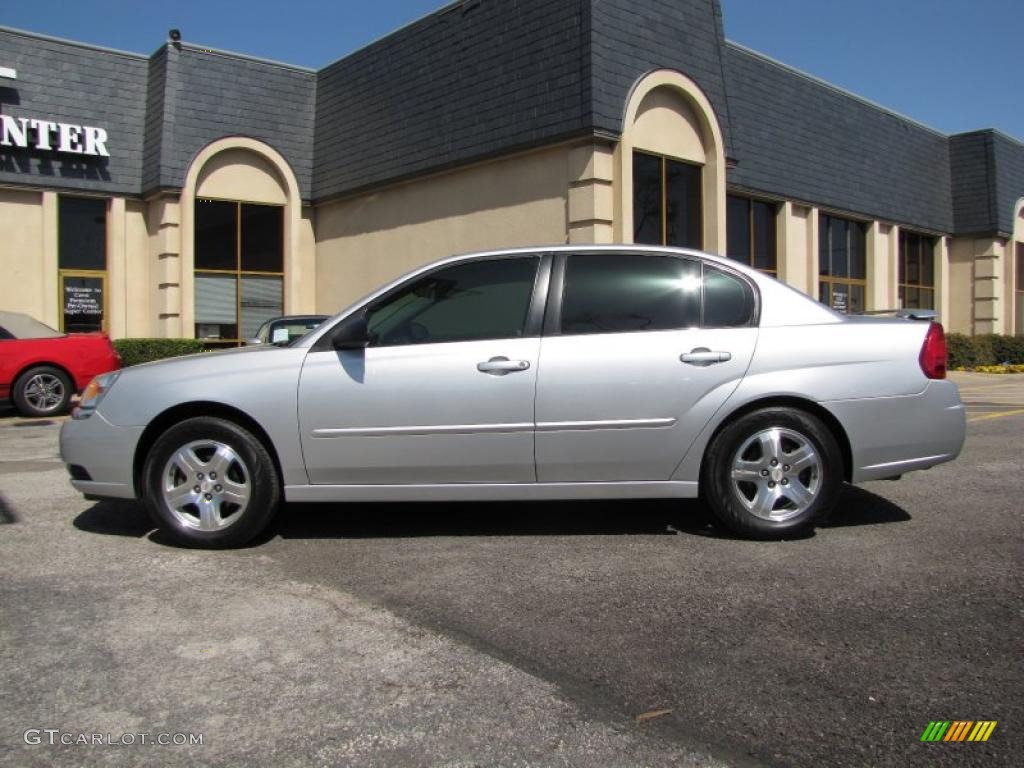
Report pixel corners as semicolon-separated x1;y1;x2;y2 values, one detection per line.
919;322;947;380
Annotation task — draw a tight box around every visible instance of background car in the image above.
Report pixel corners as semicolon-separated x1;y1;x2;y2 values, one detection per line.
59;246;965;547
246;315;329;346
0;311;121;417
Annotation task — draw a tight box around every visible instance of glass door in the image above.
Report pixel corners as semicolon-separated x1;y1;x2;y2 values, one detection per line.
60;270;107;333
58;196;108;333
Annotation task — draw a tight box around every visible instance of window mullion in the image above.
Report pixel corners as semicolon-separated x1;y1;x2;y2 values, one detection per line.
749;202;755;267
661;158;667;246
236;202;242;339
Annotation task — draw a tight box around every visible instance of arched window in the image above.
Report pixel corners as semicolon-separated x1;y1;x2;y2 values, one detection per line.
194;199;284;345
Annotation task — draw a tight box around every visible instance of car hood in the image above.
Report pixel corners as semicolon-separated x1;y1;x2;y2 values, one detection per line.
100;343;309;427
125;343;282;373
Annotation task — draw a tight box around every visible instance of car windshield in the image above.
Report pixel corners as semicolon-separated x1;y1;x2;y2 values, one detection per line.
273;318;327;346
0;312;63;340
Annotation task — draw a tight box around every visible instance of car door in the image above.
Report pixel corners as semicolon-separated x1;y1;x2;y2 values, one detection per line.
298;255;545;485
534;253;758;482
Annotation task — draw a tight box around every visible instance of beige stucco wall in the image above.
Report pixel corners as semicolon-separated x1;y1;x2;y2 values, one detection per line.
614;70;727;255
147;195;182;338
1010;201;1023;335
568;141;615;244
0;188;47;323
776;202;811;294
123;200;151;338
313;145;571;313
947;237;976;334
947;235;1012;335
196;149;289;205
631;88;706;165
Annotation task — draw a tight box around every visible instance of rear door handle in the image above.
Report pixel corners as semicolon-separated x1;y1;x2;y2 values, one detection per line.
680;348;732;366
477;356;531;375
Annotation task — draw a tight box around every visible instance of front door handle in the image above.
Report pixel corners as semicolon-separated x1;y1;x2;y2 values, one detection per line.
477;356;531;375
680;348;732;367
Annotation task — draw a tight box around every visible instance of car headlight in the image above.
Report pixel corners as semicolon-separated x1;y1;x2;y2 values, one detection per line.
73;371;121;419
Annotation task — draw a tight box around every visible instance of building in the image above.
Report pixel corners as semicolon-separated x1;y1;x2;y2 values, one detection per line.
1;0;1022;344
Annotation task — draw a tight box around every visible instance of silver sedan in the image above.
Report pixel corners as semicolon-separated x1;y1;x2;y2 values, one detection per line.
60;246;966;547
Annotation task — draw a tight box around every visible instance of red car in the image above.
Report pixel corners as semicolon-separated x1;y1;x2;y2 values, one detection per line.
0;311;121;417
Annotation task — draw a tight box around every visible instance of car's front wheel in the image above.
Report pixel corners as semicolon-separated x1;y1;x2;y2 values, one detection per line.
12;365;73;417
142;417;279;548
701;407;843;539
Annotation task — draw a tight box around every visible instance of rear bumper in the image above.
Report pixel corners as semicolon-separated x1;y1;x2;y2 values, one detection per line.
59;411;143;500
823;380;966;483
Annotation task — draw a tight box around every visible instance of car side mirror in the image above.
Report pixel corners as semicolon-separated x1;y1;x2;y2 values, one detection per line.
331;313;371;350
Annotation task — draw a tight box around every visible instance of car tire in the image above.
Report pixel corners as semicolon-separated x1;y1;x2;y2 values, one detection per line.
141;417;280;549
12;365;73;417
700;407;843;540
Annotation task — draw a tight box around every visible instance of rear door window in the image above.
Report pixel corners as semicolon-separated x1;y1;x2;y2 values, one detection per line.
560;254;702;335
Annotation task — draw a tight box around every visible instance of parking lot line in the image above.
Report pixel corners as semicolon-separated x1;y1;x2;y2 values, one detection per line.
967;407;1024;423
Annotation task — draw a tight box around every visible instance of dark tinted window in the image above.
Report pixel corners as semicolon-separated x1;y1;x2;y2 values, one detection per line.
898;230;937;310
1017;243;1024;292
634;152;702;248
195;200;237;271
727;195;777;273
703;266;756;327
241;204;284;272
561;255;701;335
633;153;662;245
367;257;539;347
752;201;776;271
726;196;750;262
0;326;12;340
819;214;867;314
58;196;106;270
665;160;701;248
849;223;866;279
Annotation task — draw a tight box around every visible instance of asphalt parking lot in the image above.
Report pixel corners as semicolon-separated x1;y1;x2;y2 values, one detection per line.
1;373;1021;767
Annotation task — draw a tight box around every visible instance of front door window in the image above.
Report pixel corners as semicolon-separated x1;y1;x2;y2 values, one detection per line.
366;257;539;346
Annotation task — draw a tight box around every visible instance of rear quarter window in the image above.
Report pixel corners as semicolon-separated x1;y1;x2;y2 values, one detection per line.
0;326;13;340
703;265;756;327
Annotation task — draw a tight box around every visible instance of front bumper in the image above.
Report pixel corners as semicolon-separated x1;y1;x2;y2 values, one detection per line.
823;380;966;483
59;411;144;500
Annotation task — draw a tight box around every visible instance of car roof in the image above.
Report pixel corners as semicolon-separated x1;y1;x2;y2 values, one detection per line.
298;245;840;348
268;315;329;322
0;311;63;339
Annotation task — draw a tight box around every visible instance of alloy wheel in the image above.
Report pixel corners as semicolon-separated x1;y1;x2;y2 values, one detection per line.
161;440;251;531
729;427;823;521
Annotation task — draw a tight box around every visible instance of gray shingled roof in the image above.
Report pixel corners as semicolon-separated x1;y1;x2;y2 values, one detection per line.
0;0;1020;236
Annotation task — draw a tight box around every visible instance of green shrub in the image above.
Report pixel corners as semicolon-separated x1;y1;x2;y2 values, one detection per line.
978;333;1024;365
114;338;205;367
969;334;996;367
945;333;1024;369
945;333;974;369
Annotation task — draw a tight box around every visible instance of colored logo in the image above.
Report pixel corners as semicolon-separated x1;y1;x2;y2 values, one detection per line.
920;721;997;742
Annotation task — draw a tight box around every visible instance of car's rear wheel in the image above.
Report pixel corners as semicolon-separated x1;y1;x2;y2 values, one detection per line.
142;417;279;548
12;366;73;417
701;407;843;539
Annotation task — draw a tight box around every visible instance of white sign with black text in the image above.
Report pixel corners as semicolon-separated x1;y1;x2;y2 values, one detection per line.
0;114;110;157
